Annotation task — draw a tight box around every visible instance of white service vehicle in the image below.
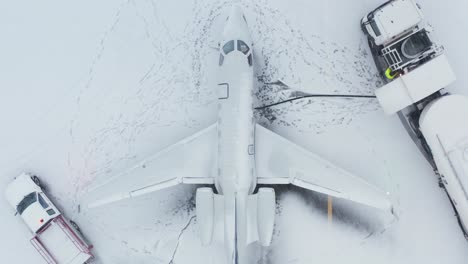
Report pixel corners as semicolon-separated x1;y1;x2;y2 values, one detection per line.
5;173;93;264
362;0;468;237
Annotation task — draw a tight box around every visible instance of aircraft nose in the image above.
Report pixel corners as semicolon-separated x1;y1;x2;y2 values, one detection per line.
222;5;251;42
229;5;244;21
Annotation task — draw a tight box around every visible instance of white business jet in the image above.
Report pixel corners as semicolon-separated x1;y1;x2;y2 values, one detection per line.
87;5;392;264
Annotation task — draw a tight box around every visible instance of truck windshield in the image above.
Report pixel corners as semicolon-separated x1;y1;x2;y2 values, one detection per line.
17;192;37;215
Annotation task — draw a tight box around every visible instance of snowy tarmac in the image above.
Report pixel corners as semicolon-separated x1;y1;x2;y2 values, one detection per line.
1;0;468;263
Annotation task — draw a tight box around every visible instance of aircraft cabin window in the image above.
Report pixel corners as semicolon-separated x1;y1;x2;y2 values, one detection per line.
247;54;253;66
248;145;255;155
223;40;235;54
219;54;224;66
237;40;249;54
218;83;229;99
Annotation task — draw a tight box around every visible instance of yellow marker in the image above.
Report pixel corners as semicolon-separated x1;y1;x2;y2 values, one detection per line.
385;68;397;80
327;196;333;223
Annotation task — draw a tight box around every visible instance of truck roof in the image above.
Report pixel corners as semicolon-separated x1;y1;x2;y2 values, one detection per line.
374;0;423;45
5;173;41;208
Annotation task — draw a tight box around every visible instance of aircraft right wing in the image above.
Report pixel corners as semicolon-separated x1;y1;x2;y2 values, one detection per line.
254;123;392;212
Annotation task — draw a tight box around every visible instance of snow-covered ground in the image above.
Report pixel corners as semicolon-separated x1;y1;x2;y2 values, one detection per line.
1;0;468;263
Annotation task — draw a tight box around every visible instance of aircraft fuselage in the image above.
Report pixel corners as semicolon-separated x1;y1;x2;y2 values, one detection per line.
215;6;256;263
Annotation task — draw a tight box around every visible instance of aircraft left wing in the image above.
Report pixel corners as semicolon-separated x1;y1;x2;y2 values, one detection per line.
86;123;218;208
254;123;392;212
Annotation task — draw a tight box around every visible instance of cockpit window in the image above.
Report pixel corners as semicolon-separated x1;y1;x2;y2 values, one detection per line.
237;40;249;54
222;40;235;54
17;192;37;215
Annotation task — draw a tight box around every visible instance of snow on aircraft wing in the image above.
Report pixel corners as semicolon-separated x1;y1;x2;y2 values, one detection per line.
254;124;392;211
86;123;218;208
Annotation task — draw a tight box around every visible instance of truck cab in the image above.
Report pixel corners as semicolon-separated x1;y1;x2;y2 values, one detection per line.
361;0;456;116
361;0;446;79
361;0;423;47
5;173;60;233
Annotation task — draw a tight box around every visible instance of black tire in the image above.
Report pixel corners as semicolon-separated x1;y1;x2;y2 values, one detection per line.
438;178;444;188
70;220;83;235
408;116;422;138
421;139;433;157
31;176;43;189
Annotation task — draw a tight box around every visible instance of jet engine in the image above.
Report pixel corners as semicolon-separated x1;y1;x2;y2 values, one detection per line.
256;187;276;246
196;187;215;245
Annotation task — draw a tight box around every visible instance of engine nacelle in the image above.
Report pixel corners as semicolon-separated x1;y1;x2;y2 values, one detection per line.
256;187;276;247
196;187;215;246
